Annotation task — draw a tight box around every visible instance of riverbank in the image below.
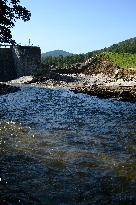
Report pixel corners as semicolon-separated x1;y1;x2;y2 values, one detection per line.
0;83;20;96
4;54;136;102
18;72;135;102
71;84;136;102
27;54;136;102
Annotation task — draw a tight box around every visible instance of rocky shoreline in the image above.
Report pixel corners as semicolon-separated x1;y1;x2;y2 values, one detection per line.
21;72;136;102
5;56;136;102
71;84;136;102
0;83;20;96
4;74;136;102
0;54;136;101
25;55;136;102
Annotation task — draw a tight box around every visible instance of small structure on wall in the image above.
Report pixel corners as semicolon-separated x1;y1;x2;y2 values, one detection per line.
0;45;41;82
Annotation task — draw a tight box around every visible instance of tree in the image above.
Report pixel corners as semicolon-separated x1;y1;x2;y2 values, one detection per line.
0;0;31;44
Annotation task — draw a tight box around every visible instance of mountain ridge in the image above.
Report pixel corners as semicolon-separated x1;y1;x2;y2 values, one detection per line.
42;50;73;58
42;37;136;58
88;37;136;55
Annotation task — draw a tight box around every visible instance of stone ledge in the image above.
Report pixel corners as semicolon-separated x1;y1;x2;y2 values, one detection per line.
71;85;136;103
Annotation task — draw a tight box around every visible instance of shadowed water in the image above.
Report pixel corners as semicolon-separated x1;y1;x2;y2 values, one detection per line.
0;86;136;204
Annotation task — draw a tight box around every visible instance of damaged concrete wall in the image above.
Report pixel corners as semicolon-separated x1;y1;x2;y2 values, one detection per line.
0;48;17;82
13;46;41;77
0;46;41;82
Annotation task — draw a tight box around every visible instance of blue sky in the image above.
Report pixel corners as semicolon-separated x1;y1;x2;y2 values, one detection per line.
12;0;136;54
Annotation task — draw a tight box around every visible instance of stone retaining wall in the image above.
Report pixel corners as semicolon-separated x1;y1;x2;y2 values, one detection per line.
0;46;41;82
0;48;17;81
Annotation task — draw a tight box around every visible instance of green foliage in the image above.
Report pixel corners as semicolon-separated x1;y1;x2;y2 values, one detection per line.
84;37;136;57
0;0;31;44
41;37;136;70
41;53;86;69
103;37;136;54
102;52;136;69
42;51;136;70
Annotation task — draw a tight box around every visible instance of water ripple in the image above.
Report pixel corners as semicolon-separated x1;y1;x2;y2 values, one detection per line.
0;86;136;204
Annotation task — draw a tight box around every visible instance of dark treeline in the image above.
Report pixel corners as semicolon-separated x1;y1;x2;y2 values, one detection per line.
41;53;93;69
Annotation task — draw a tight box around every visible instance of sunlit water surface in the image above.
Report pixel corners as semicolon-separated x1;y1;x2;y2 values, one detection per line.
0;85;136;205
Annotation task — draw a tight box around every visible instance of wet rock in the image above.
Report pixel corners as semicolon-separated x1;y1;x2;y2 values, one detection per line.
28;71;77;84
0;84;20;96
71;85;136;103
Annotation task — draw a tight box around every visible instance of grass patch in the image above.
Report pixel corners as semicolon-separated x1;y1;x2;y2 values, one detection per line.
102;52;136;69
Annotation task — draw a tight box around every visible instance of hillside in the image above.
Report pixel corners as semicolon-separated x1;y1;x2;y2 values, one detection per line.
32;38;136;102
102;52;136;69
42;50;73;58
103;37;136;54
86;37;136;57
41;37;136;70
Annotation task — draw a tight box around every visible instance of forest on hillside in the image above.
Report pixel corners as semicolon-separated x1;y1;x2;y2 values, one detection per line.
41;37;136;70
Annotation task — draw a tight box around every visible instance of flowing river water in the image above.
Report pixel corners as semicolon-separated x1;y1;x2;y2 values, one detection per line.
0;85;136;205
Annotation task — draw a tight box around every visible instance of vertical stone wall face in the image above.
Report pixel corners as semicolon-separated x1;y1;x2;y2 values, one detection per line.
13;46;41;77
0;48;17;82
0;46;41;81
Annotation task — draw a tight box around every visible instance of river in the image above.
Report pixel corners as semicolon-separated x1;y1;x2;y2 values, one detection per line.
0;85;136;205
